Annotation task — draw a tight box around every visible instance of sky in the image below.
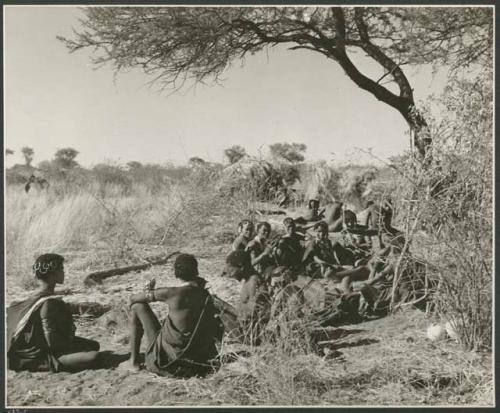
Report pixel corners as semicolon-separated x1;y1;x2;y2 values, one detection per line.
4;6;450;168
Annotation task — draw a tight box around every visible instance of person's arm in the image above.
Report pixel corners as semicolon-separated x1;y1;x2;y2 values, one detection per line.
366;262;395;285
248;243;273;267
129;287;177;306
232;235;244;251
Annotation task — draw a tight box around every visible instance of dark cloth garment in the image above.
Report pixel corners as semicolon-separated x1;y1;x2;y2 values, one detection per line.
145;289;223;378
274;233;304;267
232;234;250;251
7;294;75;372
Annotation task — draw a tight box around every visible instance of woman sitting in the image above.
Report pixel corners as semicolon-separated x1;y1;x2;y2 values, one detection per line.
7;254;100;373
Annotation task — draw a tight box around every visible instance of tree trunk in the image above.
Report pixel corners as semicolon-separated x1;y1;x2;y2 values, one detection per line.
400;103;431;159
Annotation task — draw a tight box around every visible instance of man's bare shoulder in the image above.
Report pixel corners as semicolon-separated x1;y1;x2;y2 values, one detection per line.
154;284;205;302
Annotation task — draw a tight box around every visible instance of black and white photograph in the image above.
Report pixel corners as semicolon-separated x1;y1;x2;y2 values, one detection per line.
4;3;495;408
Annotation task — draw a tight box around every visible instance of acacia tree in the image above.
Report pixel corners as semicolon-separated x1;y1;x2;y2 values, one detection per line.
54;148;79;170
60;6;492;157
21;146;34;166
224;145;246;164
269;142;307;163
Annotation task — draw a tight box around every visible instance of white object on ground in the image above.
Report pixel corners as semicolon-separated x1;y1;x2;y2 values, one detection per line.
426;324;445;341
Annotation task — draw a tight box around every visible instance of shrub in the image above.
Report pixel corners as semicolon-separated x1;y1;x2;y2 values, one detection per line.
389;71;492;351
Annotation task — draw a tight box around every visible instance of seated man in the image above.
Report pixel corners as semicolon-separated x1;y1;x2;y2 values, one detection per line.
294;199;325;230
302;221;344;279
245;221;275;275
128;254;224;377
232;219;254;251
273;217;305;268
223;250;271;345
7;254;100;373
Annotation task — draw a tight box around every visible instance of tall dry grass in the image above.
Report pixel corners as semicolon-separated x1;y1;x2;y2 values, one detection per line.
5;163;250;290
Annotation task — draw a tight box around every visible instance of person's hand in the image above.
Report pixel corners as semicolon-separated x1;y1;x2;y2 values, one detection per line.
144;278;156;292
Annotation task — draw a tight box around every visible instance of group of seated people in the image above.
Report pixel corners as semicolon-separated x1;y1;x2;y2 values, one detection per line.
224;197;417;342
7;197;422;379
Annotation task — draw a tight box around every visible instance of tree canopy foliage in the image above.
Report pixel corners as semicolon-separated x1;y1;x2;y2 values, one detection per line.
54;148;80;170
269;142;307;163
61;6;492;156
21;147;34;166
224;145;247;164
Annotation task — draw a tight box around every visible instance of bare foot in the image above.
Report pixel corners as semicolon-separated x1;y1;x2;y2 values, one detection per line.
118;360;142;372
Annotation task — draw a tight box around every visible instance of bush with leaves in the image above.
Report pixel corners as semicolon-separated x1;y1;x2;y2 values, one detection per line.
389;70;492;351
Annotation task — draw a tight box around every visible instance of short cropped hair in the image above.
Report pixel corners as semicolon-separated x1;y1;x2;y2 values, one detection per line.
256;221;271;233
283;217;295;226
237;219;254;231
174;253;198;281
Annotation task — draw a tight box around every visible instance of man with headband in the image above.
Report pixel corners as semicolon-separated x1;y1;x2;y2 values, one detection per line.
128;253;224;377
7;254;100;372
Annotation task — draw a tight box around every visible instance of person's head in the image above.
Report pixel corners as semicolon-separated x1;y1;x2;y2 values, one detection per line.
308;199;320;211
237;219;254;239
174;253;198;281
314;221;329;240
255;222;271;241
282;217;296;236
223;250;253;281
33;253;65;285
344;210;357;228
365;200;374;209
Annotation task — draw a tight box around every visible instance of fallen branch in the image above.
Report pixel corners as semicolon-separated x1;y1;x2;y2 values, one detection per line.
83;251;180;286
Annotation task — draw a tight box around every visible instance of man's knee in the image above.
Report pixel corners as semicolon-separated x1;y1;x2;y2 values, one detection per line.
130;302;150;315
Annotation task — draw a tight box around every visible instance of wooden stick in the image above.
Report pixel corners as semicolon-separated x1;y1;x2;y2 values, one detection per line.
83;251;180;286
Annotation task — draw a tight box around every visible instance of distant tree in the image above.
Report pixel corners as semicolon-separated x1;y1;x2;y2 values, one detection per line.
60;7;492;157
5;148;14;156
21;147;34;166
269;142;307;163
54;148;79;170
126;161;143;170
188;157;206;167
224;145;247;164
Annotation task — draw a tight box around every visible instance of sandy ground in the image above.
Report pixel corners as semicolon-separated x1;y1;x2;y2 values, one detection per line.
6;232;493;407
